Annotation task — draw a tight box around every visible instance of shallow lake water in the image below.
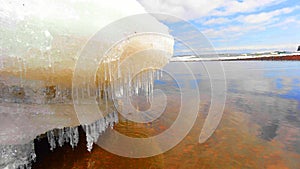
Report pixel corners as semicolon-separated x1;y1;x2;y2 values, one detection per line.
33;61;300;169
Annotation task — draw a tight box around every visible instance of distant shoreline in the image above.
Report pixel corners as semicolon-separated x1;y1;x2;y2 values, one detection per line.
170;53;300;62
228;54;300;61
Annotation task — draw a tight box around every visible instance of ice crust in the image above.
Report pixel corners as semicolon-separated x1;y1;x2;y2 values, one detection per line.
0;0;174;168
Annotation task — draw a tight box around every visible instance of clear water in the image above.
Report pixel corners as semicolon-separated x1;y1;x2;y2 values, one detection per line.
33;61;300;169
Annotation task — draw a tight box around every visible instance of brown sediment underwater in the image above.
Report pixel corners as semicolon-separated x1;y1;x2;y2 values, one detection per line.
32;94;300;169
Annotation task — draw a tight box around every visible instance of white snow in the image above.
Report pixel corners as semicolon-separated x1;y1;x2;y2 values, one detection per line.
170;52;300;62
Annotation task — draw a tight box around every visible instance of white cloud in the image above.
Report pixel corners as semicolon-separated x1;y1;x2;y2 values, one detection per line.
213;0;286;16
202;24;266;39
138;0;225;20
138;0;288;20
269;16;300;28
203;17;231;25
214;43;298;52
237;6;298;24
138;0;299;52
202;6;299;39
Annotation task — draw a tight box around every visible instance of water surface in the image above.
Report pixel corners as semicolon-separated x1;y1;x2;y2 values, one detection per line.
33;61;300;169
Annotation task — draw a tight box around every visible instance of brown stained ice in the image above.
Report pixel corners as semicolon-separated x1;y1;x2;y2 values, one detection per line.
0;36;173;144
0;1;174;168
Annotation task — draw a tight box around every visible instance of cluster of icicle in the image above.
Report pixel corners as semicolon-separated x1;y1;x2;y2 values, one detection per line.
82;111;119;152
46;111;119;152
0;111;119;169
0;56;165;169
0;63;163;169
101;60;164;104
46;126;79;151
0;141;36;169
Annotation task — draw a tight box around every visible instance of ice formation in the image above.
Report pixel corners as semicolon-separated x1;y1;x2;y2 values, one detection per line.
0;141;36;169
46;126;79;151
82;111;119;152
0;0;174;168
44;111;119;152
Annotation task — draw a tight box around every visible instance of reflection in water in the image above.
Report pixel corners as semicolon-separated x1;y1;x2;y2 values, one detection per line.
260;120;279;141
33;61;300;169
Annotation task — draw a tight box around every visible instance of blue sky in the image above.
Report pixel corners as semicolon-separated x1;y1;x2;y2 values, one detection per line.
138;0;300;53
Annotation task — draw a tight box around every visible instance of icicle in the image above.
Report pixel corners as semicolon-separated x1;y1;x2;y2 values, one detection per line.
46;126;79;151
160;69;163;79
135;85;139;95
47;130;56;151
156;70;160;80
104;84;108;113
58;128;65;147
97;77;101;102
85;131;94;152
104;63;107;81
64;127;70;143
69;127;79;149
113;111;119;124
0;141;36;169
120;85;123;97
108;59;112;82
117;59;121;78
83;111;119;152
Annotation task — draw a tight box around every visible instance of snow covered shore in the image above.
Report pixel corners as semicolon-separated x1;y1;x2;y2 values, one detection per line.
170;52;300;62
